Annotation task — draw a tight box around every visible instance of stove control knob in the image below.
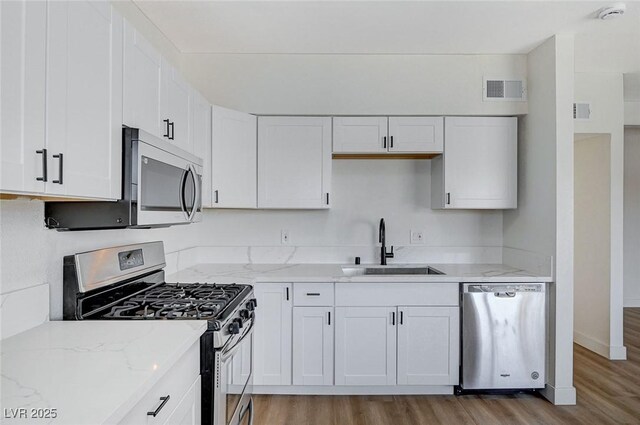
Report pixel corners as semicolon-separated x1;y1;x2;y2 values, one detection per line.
246;301;255;312
228;322;240;335
233;317;243;328
239;309;250;320
251;298;258;308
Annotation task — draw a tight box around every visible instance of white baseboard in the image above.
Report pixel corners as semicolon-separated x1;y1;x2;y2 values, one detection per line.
574;331;627;360
539;384;576;405
609;345;628;360
624;299;640;308
574;330;610;358
253;385;453;395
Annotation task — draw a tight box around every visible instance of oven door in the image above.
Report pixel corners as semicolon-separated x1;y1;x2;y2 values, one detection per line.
216;321;254;425
135;141;202;227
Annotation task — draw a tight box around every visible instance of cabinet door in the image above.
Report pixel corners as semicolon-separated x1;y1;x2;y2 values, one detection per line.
292;307;333;386
335;306;396;386
211;106;257;208
388;117;443;153
253;283;292;386
332;117;388;153
46;0;123;199
191;90;212;207
258;117;332;209
0;0;47;195
123;19;163;139
444;117;517;209
397;306;459;386
162;376;201;425
162;59;191;152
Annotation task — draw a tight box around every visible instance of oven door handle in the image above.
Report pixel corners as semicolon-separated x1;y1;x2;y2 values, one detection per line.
221;318;255;363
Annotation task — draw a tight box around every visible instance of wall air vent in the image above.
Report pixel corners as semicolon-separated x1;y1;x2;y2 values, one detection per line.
483;78;527;101
573;102;591;120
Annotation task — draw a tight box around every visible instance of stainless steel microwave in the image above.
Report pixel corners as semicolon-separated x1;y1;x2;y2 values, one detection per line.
45;128;202;230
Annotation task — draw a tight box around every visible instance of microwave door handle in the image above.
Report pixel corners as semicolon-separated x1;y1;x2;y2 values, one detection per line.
187;164;200;222
179;168;189;219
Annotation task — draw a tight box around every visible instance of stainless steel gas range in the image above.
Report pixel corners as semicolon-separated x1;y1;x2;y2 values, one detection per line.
62;241;255;425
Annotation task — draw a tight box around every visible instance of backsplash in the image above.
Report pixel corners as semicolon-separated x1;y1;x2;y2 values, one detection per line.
194;245;502;265
1;160;505;330
0;199;203;325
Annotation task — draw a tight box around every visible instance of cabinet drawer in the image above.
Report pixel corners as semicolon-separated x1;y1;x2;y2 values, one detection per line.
119;342;200;425
293;283;334;306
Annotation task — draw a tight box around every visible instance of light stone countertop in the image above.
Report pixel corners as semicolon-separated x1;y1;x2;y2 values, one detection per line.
0;320;207;424
166;263;552;284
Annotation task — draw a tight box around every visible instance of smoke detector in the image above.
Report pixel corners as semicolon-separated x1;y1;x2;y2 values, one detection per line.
598;3;626;19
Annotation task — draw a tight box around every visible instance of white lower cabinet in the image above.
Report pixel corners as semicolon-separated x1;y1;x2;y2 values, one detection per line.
162;376;201;425
334;306;397;386
253;283;292;385
397;306;460;385
292;306;334;385
119;342;200;425
254;282;460;392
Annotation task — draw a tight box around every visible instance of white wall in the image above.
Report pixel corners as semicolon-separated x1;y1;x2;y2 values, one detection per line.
625;128;640;307
573;72;626;360
574;134;611;357
182;54;527;116
502;35;576;405
0;199;203;322
199;159;503;250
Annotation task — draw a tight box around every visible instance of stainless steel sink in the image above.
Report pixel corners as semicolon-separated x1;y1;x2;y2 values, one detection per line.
342;266;445;276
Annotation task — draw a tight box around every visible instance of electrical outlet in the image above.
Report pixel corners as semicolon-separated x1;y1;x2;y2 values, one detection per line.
410;230;425;244
281;229;291;245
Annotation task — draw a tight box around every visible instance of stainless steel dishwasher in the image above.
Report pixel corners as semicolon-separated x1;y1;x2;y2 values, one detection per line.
459;283;546;392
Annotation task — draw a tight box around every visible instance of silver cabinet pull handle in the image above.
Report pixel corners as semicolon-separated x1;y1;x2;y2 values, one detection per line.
147;395;170;417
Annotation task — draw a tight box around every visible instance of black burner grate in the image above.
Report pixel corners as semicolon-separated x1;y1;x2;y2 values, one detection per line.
100;283;247;320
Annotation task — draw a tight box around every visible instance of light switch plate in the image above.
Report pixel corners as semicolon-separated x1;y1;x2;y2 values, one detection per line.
281;229;291;245
410;230;425;244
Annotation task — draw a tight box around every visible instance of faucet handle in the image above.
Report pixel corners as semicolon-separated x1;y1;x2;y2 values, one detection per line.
386;246;395;259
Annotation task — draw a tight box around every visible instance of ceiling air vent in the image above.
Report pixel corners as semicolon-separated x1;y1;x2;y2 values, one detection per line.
483;78;527;101
573;102;591;120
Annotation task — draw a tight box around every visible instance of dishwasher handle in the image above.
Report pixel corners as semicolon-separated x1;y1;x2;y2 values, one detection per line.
494;291;516;298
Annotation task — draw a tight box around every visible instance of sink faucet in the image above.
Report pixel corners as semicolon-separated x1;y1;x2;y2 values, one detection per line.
379;218;394;266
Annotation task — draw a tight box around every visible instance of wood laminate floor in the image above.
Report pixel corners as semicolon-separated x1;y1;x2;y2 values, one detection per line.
253;308;640;425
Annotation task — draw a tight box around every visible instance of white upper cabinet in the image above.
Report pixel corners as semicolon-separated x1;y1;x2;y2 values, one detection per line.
432;116;517;209
333;117;388;153
211;106;257;208
191;90;212;207
258;117;332;209
45;0;123;199
334;306;397;386
123;20;163;139
332;116;443;154
396;306;459;386
0;0;47;195
388;117;444;153
162;58;192;152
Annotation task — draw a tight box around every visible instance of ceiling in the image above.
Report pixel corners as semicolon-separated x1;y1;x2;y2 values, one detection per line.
133;0;640;55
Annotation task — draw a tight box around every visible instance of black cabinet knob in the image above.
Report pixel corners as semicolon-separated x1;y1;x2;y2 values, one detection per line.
228;322;240;335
